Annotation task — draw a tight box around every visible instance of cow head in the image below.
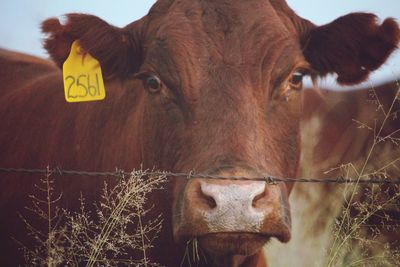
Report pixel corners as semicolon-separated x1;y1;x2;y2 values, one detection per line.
42;0;399;264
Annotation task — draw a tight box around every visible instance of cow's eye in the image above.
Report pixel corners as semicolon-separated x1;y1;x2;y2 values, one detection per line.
289;71;304;89
134;72;164;94
145;75;162;93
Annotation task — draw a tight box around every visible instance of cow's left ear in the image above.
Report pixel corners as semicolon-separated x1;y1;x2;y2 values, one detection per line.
302;13;400;85
42;14;145;79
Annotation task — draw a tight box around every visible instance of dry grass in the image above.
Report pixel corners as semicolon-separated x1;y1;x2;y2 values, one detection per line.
16;168;166;267
325;82;400;267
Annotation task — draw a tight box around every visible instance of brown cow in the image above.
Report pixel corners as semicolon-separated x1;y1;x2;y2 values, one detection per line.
0;0;399;266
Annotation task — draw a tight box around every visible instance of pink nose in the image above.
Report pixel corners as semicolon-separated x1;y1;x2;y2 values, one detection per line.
195;180;269;232
173;169;292;244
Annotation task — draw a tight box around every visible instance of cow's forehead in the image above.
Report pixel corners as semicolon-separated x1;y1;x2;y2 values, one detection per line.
151;0;296;47
142;0;303;94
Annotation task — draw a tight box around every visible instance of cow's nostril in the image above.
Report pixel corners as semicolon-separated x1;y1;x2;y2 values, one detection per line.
199;187;217;209
252;185;267;208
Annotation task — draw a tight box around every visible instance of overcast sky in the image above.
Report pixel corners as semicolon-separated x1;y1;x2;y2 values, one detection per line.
0;0;399;88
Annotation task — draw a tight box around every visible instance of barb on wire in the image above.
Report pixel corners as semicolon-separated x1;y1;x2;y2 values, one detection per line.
0;167;400;185
264;176;277;185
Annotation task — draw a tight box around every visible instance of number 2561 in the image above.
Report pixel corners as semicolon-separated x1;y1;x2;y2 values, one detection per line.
65;74;101;99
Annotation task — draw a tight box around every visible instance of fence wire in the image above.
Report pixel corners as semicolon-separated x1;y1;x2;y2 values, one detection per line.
0;167;399;185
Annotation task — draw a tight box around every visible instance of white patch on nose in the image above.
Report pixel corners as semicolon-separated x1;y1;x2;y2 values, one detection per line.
201;182;266;232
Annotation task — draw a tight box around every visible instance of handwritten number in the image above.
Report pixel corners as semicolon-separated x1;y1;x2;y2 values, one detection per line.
95;74;100;96
87;74;97;96
76;74;88;97
66;74;101;99
66;76;76;98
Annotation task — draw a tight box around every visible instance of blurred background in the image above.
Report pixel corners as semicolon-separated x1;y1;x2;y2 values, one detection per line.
0;0;398;88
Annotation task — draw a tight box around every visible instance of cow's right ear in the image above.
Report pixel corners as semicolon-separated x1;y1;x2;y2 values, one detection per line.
42;14;144;79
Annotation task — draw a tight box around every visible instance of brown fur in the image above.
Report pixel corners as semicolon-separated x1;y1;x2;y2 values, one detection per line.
0;0;399;266
303;14;400;84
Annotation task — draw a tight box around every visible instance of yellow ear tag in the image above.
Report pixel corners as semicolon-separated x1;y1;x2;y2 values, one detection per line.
63;41;106;102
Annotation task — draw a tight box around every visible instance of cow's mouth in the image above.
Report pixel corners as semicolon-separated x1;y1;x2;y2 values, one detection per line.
197;232;270;256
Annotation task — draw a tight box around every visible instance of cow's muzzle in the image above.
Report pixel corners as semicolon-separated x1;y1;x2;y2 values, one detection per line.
173;169;291;255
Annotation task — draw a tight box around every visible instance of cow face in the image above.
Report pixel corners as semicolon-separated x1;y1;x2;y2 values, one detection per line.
42;0;399;261
138;1;306;256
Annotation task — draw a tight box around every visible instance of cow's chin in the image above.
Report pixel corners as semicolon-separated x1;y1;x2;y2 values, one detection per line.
197;232;269;256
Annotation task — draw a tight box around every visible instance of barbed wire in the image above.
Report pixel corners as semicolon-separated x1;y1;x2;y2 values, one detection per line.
0;167;399;185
